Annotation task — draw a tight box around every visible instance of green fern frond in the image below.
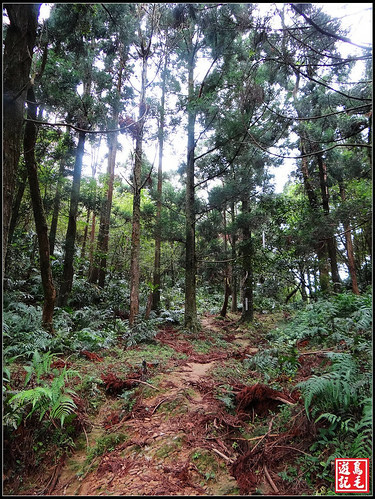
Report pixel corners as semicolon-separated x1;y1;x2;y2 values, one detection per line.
50;394;77;426
349;398;373;458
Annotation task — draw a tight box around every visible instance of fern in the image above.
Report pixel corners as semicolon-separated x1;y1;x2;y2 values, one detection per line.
122;319;158;347
7;366;80;428
346;397;372;457
297;353;363;418
24;350;58;385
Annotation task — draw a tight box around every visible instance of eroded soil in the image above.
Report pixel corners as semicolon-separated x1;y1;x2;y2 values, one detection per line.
4;312;324;496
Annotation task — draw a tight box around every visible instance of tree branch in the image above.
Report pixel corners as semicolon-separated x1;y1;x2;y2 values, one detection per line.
290;4;372;51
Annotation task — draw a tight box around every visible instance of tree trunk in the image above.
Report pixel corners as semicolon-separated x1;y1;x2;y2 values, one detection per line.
300;146;330;292
220;278;231;318
220;205;231;318
88;212;97;280
129;50;148;326
316;154;341;292
97;122;118;288
5;165;28;271
240;196;254;322
93;62;123;288
58;131;86;307
24;87;56;330
152;53;168;311
230;201;238;312
184;48;198;332
3;3;41;271
339;183;360;295
80;209;90;261
49;156;66;256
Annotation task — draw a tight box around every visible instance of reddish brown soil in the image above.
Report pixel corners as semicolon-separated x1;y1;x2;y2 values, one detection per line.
4;313;320;496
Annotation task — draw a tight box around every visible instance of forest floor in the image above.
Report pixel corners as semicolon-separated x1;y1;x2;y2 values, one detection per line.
4;311;330;496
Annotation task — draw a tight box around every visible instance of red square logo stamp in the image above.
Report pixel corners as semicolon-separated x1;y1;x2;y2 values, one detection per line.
335;459;370;493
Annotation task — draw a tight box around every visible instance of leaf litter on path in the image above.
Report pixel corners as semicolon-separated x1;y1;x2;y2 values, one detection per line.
7;313;315;496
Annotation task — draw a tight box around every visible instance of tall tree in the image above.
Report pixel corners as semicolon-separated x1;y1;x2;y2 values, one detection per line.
3;3;41;271
129;4;157;325
45;4;104;306
24;86;56;330
89;3;136;288
152;47;169;311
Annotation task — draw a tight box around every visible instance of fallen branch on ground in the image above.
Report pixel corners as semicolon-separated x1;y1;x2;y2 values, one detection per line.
263;464;279;494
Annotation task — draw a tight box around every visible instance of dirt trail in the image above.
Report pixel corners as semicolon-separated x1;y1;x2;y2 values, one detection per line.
36;313;294;496
46;317;245;496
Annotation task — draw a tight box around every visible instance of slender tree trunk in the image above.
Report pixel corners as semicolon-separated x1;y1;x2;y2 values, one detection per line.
184;48;198;332
298;262;308;301
24;87;56;330
220;206;231;317
93;63;122;288
339;183;360;295
97;122;118;288
88;212;97;279
129;50;148;326
58;131;86;307
316;154;341;292
80;209;90;261
3;3;41;271
220;278;231;318
5;165;28;271
152;53;168;311
230;201;238;312
240;196;254;322
300;146;330;292
49;156;66;256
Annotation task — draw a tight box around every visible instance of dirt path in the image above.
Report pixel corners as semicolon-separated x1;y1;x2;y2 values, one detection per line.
47;316;252;496
3;312;330;496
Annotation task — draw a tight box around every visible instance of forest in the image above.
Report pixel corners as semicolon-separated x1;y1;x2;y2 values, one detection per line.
2;3;372;496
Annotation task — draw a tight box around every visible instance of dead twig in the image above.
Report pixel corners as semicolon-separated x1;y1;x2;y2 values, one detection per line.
126;379;160;390
270;444;313;457
263;464;279;494
43;454;66;495
228;434;279;442
211;447;234;463
251;417;274;453
274;396;296;406
298;349;335;356
151;397;170;415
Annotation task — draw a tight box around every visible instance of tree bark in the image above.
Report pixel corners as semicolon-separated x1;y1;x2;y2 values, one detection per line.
5;165;28;270
339;183;360;295
316;153;341;292
49;156;66;256
129;48;148;326
152;52;168;311
58;131;86;307
97;121;118;288
24;87;56;330
3;3;41;271
300;146;330;292
184;47;198;332
240;196;254;322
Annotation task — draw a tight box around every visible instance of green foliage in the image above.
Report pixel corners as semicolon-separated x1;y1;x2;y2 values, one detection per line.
297;351;372;462
121;318;158;347
215;384;236;412
86;433;128;462
5;357;80;429
3;303;52;356
24;350;57;385
244;345;299;381
297;353;366;418
267;292;372;350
